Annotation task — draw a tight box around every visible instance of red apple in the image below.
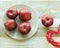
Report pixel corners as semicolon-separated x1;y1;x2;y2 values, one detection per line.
6;8;18;19
41;14;54;27
4;19;17;31
19;8;32;21
18;22;31;35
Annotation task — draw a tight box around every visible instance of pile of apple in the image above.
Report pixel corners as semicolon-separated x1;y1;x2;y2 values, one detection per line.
4;7;60;47
4;8;32;35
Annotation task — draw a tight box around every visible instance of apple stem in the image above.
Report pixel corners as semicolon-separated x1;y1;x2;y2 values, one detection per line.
57;25;60;34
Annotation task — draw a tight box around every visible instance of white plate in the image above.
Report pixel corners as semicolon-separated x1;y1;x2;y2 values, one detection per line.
3;4;39;40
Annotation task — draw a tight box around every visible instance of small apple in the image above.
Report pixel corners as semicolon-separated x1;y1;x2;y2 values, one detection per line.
19;8;32;21
6;8;18;19
4;19;17;31
18;22;31;35
41;14;54;27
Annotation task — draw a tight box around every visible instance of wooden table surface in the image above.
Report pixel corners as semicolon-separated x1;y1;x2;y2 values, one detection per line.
0;1;60;48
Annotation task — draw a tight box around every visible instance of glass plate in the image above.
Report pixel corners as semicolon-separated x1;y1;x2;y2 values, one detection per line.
3;4;39;40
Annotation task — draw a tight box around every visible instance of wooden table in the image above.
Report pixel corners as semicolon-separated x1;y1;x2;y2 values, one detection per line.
0;1;60;48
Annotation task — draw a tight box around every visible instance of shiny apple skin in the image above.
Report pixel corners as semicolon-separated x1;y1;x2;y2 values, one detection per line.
4;19;17;31
41;14;54;27
19;8;32;21
18;22;31;35
6;8;18;19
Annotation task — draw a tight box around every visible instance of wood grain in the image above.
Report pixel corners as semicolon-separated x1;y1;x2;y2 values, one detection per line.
0;1;60;48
